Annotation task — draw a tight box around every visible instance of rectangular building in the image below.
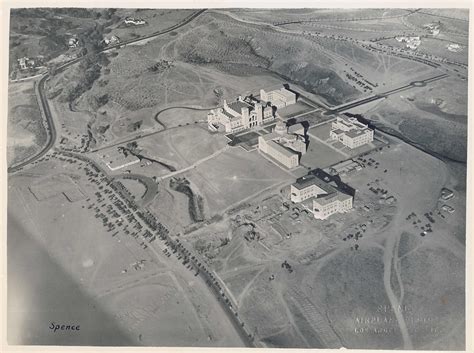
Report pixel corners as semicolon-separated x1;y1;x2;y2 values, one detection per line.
330;116;374;149
208;95;274;133
260;87;297;109
290;174;353;219
258;121;307;169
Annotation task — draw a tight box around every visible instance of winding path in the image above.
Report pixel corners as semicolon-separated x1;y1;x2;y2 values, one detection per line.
154;105;218;129
8;9;208;174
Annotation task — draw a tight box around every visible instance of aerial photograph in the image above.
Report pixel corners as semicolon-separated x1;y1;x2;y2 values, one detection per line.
6;6;468;350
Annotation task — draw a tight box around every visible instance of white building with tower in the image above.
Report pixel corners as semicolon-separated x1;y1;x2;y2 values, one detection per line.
258;120;307;169
207;86;297;133
207;95;274;133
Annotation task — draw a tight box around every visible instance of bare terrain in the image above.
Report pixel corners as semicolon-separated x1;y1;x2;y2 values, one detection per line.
7;7;467;349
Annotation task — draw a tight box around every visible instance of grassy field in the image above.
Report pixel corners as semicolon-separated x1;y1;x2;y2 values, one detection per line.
136;124;228;170
172;11;362;106
182;147;293;216
7;80;46;166
225;9;410;24
105;9;196;42
116;177;147;200
300;133;347;169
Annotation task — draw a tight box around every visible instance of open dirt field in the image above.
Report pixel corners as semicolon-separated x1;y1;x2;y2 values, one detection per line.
182;136;465;349
300;124;348;168
7;80;46;166
8;154;244;346
181;147;294;216
8;8;467;350
357;76;467;163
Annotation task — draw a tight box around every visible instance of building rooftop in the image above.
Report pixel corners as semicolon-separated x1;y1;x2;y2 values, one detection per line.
261;131;281;141
346;129;367;138
332;128;345;135
314;192;338;205
288;123;304;135
336;118;353;128
292;174;335;194
228;100;252;114
276;88;296;99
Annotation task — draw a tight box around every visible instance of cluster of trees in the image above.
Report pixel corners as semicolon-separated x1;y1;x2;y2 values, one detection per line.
87;93;109;110
127;120;143;132
170;178;205;222
60;52;110;104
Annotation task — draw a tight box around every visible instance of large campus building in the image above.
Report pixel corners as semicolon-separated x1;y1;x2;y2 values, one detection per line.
260;87;297;109
330;116;374;149
258;120;307;169
207;87;297;133
290;172;353;219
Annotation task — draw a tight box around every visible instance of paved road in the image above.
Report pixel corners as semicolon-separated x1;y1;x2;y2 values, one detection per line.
8;74;57;173
327;73;449;114
273;9;420;26
154;105;217;129
159;145;230;180
8;9;208;174
115;173;158;206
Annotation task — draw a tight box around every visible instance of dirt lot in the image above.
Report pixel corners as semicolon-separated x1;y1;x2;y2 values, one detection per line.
8;8;467;350
359;76;467;163
8;155;244;347
181;147;294;216
183;136;465;349
300;124;349;168
7;80;46;166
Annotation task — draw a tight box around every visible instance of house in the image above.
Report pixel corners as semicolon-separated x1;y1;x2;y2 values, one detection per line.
124;17;146;25
68;37;79;48
17;57;37;70
18;57;28;70
104;35;120;45
447;43;463;52
424;23;440;36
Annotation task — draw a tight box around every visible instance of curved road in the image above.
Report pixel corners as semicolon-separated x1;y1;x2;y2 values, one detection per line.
8;74;56;173
8;9;207;174
154;105;218;129
115;173;158;206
